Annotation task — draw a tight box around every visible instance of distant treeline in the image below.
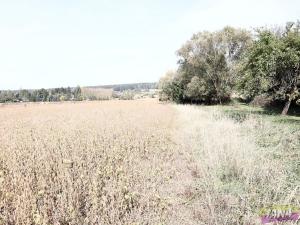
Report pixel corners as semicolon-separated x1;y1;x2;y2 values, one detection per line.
0;87;82;103
88;82;157;92
0;82;158;103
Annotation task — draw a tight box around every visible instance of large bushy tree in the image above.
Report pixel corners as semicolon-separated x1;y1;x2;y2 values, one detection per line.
159;70;184;102
238;22;300;115
160;27;252;104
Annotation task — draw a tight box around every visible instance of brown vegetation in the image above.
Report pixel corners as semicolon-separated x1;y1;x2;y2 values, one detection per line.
0;100;298;224
0;100;180;224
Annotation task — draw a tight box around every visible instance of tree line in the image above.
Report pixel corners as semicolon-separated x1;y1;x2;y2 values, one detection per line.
87;83;157;92
0;86;82;103
159;21;300;115
0;82;158;103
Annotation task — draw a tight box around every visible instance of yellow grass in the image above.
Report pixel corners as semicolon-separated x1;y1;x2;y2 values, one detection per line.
0;100;298;224
0;100;180;224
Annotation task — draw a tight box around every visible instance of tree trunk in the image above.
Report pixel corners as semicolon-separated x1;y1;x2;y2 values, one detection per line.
281;99;291;115
219;96;222;105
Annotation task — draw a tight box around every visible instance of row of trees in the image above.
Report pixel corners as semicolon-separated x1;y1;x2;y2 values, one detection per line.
0;82;159;103
97;83;157;92
0;86;82;103
159;21;300;115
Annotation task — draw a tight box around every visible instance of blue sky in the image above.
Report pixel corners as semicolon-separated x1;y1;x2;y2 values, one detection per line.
1;0;300;89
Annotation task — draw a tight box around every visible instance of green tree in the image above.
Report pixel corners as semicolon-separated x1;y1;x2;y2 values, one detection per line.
32;89;49;102
0;91;14;102
238;22;300;115
73;86;82;100
185;76;209;103
163;26;252;104
19;89;31;102
158;70;184;103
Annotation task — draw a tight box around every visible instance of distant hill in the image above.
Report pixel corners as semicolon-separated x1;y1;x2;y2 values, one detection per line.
86;82;157;92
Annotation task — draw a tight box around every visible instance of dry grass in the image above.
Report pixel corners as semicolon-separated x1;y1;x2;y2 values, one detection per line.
0;100;299;224
0;100;181;225
174;105;300;224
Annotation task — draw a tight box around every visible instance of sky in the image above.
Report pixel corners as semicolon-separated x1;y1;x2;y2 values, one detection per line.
0;0;300;90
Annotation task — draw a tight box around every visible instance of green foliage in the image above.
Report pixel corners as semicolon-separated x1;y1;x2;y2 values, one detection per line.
73;86;82;100
159;22;300;115
0;91;16;102
0;86;83;103
158;70;184;103
238;21;300;114
160;27;252;104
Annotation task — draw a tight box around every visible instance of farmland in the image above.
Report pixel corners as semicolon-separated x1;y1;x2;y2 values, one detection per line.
0;99;299;224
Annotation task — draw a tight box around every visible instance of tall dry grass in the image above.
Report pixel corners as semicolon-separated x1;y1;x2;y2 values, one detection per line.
0;100;179;225
174;105;299;224
0;100;298;224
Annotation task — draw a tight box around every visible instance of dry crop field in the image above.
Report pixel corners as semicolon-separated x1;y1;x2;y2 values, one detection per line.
0;99;299;225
